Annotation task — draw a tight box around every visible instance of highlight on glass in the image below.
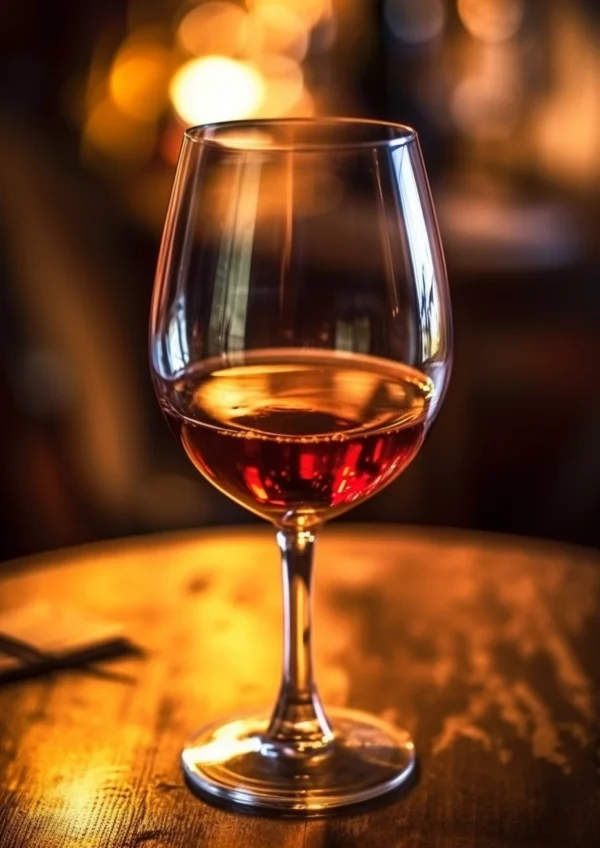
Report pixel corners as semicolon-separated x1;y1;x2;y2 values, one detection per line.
150;118;452;813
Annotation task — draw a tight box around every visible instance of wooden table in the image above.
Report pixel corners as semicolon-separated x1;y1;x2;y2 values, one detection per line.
0;525;599;847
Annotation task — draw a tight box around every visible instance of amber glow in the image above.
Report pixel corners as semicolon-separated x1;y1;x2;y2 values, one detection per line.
177;2;248;56
3;529;596;833
255;55;304;117
76;0;336;222
171;0;317;125
109;40;170;120
450;50;520;141
45;760;136;842
245;3;310;61
170;56;265;126
533;6;600;186
182;736;261;767
458;0;524;43
286;88;315;118
83;98;156;165
248;0;329;29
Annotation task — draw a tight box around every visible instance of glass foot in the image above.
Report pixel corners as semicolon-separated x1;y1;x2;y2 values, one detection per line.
181;707;416;814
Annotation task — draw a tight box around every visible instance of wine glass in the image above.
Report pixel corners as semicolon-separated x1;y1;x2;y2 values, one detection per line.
150;118;452;814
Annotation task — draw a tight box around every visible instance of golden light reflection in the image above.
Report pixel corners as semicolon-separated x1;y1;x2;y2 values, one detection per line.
170;56;265;126
199;160;340;228
109;41;170;121
458;0;524;44
47;763;133;842
177;2;247;57
207;128;274;149
182;735;261;767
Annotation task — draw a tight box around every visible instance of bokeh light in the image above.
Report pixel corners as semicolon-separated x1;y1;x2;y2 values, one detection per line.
177;2;248;57
83;98;156;167
170;56;265;126
109;40;171;121
77;0;332;211
244;4;310;61
385;0;446;45
255;55;304;117
451;72;519;141
458;0;525;44
247;0;329;29
534;6;600;186
285;88;315;118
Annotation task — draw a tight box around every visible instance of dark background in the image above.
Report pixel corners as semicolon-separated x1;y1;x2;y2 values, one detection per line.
1;0;599;562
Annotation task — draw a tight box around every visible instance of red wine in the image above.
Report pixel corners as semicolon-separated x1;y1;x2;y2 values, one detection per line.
160;351;434;526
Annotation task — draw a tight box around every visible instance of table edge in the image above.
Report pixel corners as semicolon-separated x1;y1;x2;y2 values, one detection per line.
2;523;599;578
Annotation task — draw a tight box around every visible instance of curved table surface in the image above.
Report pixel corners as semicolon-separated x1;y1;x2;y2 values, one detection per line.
0;525;599;847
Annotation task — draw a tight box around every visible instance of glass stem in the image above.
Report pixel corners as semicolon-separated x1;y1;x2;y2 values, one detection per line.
265;527;334;754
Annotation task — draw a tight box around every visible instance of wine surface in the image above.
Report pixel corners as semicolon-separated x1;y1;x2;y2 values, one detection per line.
160;351;434;525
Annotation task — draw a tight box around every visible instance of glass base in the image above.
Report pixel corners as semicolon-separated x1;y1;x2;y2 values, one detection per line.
181;707;416;814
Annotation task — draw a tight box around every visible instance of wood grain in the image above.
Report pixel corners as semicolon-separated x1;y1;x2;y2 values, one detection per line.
0;525;599;847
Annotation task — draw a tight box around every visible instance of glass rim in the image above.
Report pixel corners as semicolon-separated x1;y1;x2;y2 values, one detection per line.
183;117;417;153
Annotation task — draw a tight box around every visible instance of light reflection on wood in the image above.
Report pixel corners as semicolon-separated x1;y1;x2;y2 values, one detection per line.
0;526;598;844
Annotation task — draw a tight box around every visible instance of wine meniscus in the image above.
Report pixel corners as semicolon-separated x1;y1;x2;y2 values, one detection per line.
158;350;434;527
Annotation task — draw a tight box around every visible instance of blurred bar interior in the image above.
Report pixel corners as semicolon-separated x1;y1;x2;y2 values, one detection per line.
1;0;599;560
